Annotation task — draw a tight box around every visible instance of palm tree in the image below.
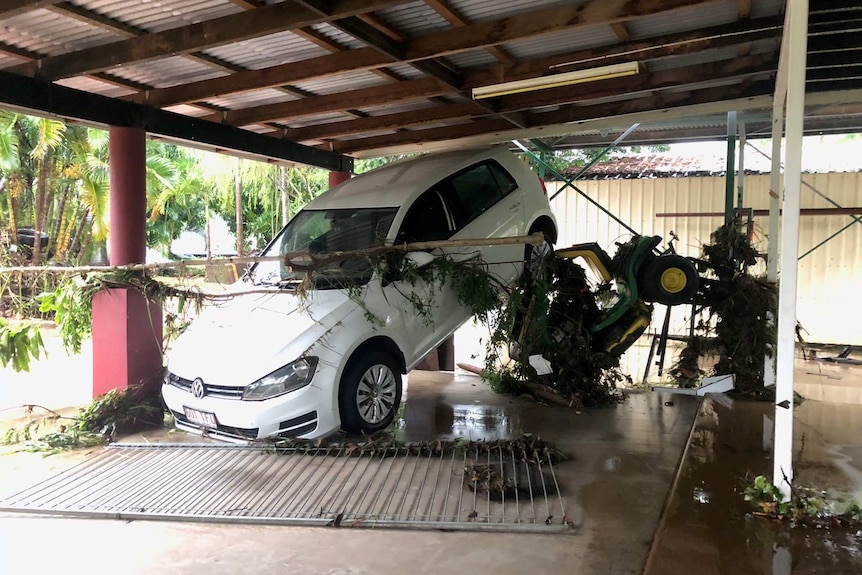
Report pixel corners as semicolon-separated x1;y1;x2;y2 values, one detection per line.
30;118;65;263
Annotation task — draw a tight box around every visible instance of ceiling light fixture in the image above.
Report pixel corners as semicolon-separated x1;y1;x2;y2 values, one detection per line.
471;62;640;100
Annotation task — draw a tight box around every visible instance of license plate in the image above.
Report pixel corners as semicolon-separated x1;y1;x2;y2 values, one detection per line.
184;407;218;429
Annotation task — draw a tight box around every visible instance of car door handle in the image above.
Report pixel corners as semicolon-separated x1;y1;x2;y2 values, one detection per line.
509;202;521;212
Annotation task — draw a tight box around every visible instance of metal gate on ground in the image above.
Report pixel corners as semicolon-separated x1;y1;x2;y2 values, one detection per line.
0;443;571;532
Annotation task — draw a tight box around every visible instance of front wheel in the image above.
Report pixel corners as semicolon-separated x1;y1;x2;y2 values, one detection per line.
339;351;402;434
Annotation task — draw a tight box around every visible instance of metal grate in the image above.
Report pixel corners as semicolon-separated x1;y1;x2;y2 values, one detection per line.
0;444;571;532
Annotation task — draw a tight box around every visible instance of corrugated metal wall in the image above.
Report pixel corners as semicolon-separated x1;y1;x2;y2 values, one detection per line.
547;172;862;381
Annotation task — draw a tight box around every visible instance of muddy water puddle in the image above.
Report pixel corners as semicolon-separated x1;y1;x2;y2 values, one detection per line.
646;399;862;575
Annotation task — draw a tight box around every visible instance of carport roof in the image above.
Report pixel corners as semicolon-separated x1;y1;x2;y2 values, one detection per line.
1;0;860;169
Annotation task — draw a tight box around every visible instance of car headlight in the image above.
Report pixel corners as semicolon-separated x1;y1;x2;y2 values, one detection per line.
242;357;318;401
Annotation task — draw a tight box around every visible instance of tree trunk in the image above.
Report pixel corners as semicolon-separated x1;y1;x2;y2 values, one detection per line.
68;207;90;261
235;158;244;256
280;166;290;227
48;183;71;260
32;150;50;263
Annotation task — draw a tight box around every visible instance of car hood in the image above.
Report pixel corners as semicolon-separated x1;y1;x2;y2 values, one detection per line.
167;286;354;387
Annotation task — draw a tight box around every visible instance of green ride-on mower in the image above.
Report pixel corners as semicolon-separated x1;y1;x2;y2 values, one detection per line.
510;234;700;363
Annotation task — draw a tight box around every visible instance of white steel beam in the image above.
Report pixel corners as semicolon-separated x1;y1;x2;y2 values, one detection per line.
773;0;808;501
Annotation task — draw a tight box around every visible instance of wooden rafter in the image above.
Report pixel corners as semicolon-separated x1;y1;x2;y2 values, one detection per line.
219;77;454;126
115;1;763;111
284;101;485;142
405;0;716;60
424;0;515;64
610;22;631;41
7;0;409;79
331;81;776;154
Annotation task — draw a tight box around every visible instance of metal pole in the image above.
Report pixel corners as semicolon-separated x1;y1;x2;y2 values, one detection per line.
725;111;737;224
774;0;808;502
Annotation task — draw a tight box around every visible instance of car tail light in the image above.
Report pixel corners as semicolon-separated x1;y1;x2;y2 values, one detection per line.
537;175;548;196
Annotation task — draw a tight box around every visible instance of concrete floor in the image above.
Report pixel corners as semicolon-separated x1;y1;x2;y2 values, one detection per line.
1;371;700;575
4;336;862;574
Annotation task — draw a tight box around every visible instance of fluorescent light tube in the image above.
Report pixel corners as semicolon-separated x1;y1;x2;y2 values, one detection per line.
471;62;640;99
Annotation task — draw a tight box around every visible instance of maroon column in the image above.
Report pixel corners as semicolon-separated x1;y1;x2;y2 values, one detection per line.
92;127;163;397
328;170;351;188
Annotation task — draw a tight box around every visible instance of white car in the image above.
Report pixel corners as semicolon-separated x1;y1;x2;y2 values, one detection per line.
162;146;557;441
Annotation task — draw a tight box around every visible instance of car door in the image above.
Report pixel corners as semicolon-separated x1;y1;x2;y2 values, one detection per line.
380;188;466;366
441;160;525;285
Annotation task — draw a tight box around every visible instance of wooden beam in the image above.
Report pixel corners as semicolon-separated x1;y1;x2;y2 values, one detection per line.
116;1;767;113
527;82;771;126
285;101;485;142
0;0;61;18
269;48;777;142
464;15;783;87
610;22;631;41
0;69;352;171
50;2;140;37
405;0;717;60
332;118;515;153
220;77;454;126
7;0;408;80
356;12;407;42
128;48;394;107
424;0;515;64
335;82;775;155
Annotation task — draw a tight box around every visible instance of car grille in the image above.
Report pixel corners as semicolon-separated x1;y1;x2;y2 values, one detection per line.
170;409;259;440
166;372;243;400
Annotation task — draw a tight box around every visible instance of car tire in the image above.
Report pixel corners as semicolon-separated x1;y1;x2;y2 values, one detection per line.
523;231;553;284
639;254;699;306
339;351;402;434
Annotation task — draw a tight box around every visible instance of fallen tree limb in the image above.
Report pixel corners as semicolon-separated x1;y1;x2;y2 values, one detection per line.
457;362;581;409
0;234;546;275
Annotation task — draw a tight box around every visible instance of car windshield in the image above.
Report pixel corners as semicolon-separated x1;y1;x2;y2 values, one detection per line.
250;207;398;289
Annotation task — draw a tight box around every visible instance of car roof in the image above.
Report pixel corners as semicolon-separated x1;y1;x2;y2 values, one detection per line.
305;145;511;210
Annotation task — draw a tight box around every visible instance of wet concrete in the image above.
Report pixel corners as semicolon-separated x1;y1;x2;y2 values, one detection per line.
1;371;699;574
645;398;862;575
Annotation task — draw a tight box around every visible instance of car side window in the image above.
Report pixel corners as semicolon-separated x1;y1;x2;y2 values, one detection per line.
397;189;452;243
443;160;516;230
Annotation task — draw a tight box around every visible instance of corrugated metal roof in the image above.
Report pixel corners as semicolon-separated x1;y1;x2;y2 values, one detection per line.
360;99;440;116
202;31;332;70
205;87;296;111
626;1;741;39
163;104;210;117
449;0;585;22
109;56;224;89
751;0;786;18
77;0;243;34
55;75;134;98
308;22;368;51
383;63;427;80
292;70;390;96
645;42;775;72
376;1;451;36
0;54;24;69
503;23;618;60
444;50;498;69
0;8;117;56
274;111;354;129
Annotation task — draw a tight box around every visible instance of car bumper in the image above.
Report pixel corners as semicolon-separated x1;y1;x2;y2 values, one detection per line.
162;377;340;442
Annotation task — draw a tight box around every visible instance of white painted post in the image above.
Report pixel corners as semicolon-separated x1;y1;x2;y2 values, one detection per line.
764;104;784;389
773;0;808;501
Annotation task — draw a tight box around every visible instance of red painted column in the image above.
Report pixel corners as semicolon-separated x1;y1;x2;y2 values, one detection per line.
92;127;163;398
328;170;352;188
